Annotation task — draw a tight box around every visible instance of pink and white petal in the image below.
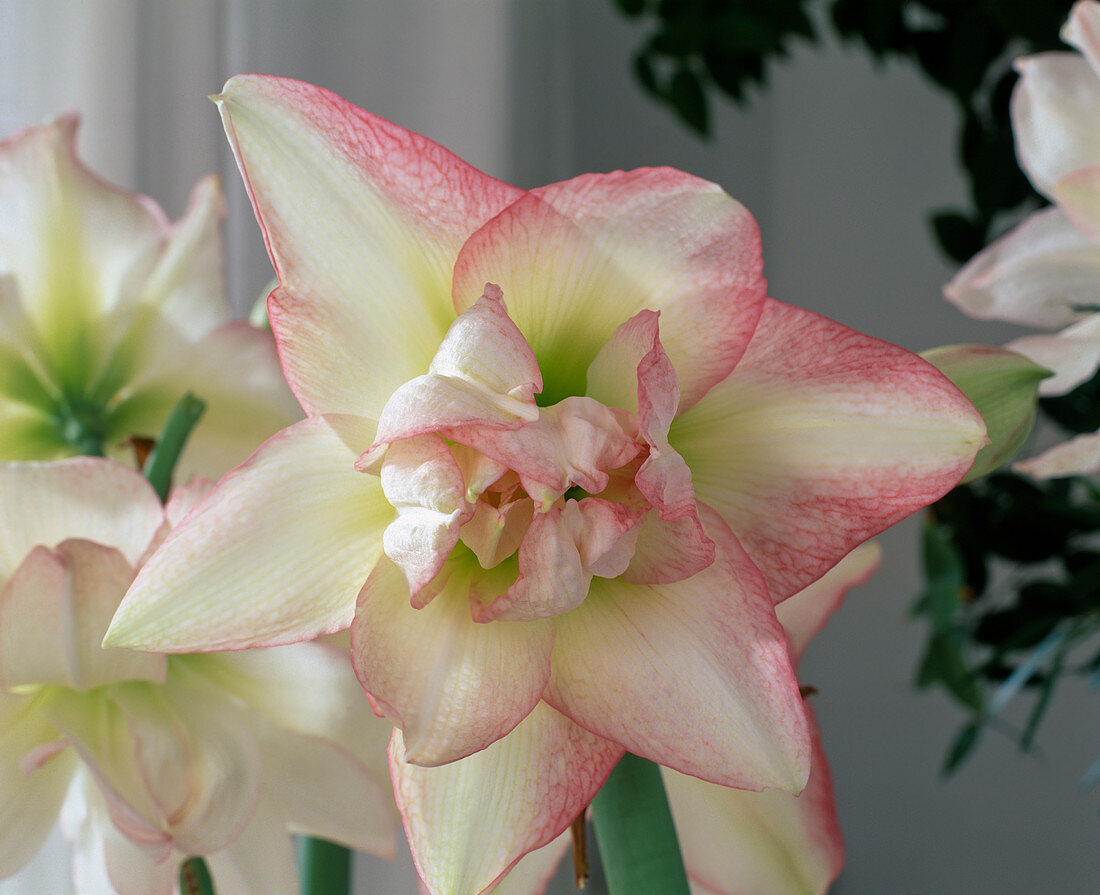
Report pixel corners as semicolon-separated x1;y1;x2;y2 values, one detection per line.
204;792;299;895
665;703;843;895
545;507;810;792
482;498;640;622
259;729;395;858
777;542;881;666
1054;164;1100;242
1066;0;1100;79
0;541;165;691
379;435;468;597
110;321;303;482
944;207;1100;329
351;555;553;765
585;309;663;414
621;510;716;585
459;497;534;570
0;458;163;582
453;169;765;410
106;415;390;652
62;773;176;895
373;287;541;446
391;702;622;895
1007;313;1100;396
490;829;572;895
1015;429;1100;478
0;692;77;877
215;75;523;418
1013;52;1100;198
449;397;639;503
0;116;165;394
672;299;986;601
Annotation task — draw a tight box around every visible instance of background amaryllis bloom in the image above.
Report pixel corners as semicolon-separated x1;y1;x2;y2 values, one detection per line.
493;542;880;895
106;76;985;894
946;1;1100;477
0;459;395;895
0;115;300;479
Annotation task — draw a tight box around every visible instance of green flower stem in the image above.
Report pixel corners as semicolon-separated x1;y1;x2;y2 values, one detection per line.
142;393;206;503
591;753;691;895
299;837;352;895
179;857;215;895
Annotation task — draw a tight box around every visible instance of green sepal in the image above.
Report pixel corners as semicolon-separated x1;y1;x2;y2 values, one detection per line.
921;344;1050;483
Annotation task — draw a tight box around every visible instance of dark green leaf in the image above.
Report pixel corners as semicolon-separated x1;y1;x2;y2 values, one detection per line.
669;65;710;135
942;721;983;775
930;210;986;264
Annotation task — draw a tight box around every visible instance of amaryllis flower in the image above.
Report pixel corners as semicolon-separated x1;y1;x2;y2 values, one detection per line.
946;1;1100;477
0;459;395;895
106;76;985;894
496;543;880;895
0;116;300;478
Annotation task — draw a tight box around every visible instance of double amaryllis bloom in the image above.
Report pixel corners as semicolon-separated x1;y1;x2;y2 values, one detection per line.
106;76;986;894
0;115;299;479
947;0;1100;478
0;459;395;895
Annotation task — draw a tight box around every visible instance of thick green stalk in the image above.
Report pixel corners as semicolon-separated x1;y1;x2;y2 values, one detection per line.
591;753;691;895
142;393;206;502
179;857;215;895
299;837;352;895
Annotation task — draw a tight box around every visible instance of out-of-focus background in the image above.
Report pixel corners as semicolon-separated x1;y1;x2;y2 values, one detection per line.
3;2;1098;893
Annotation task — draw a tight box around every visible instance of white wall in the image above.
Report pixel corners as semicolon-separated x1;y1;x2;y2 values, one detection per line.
3;1;1097;893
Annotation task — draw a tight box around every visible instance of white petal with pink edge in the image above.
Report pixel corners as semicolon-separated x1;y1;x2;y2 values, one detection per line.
352;554;554;766
0;692;77;877
777;542;881;665
1007;312;1100;396
673;298;985;602
545;507;810;792
945;206;1100;329
1016;428;1100;478
452;169;765;410
106;415;391;652
1013;51;1100;198
664;702;843;895
215;75;523;418
0;458;163;584
0;540;165;691
391;702;622;895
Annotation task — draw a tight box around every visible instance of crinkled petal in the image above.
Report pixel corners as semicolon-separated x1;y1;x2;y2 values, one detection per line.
215;75;523;417
0;458;163;583
379;434;468;598
450;396;639;506
1015;428;1100;478
777;542;881;666
944;207;1100;329
0;692;76;877
391;702;622;895
452;169;766;409
587;310;715;584
672;298;986;601
0;115;165;396
106;415;390;651
545;506;810;792
109;321;302;482
1013;51;1100;198
42;682;262;858
459;496;534;570
351;554;553;765
0;540;165;690
664;702;843;895
480;498;640;622
371;286;540;447
1007;313;1100;395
